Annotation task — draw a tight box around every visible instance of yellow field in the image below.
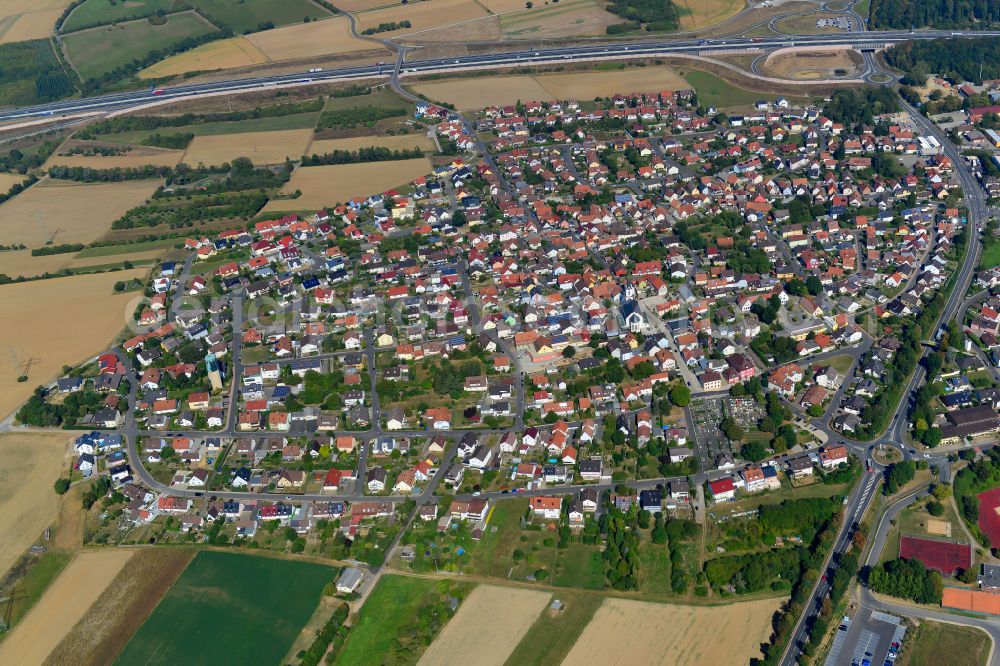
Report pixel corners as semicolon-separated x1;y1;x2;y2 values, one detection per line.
0;268;148;420
0;172;28;191
0;549;134;665
0;249;76;278
358;0;489;34
183;128;313;166
67;248;165;269
563;596;783;666
307;133;434;154
263;158;432;211
0;432;73;579
140;37;269;78
500;0;621;39
480;0;534;12
246;17;372;60
0;179;159;248
673;0;745;30
0;0;70;44
418;585;550;666
764;49;863;80
45;146;184;169
413;67;691;109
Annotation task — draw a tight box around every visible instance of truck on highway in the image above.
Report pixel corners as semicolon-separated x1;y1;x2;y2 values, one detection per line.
308;67;323;73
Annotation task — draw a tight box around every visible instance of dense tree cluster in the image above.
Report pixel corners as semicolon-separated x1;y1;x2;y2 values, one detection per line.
871;0;1000;29
316;105;407;130
48;164;175;182
822;88;900;127
887;36;1000;84
16;386;104;427
605;0;679;32
0;39;74;107
865;557;943;604
300;146;424;166
954;446;1000;545
141;132;195;149
602;508;639;590
299;603;349;666
883;460;916;495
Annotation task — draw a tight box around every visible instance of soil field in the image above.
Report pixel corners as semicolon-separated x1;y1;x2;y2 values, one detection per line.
116;550;336;666
764;49;862;80
183;128;313;166
246;17;371;60
499;0;621;39
357;0;490;34
62;11;219;80
412;75;551;110
562;596;783;666
0;432;73;579
401;16;502;44
306;132;434;154
0;179;159;248
673;0;744;30
61;0;176;33
0;268;148;420
0;0;71;42
45;147;184;169
263;158;432;211
0;172;29;191
140;36;269;78
45;548;195;666
774;12;852;34
0;249;78;278
0;550;133;665
927;518;951;536
418;585;551;666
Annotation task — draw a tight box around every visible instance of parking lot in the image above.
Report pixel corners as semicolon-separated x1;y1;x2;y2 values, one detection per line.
827;607;906;666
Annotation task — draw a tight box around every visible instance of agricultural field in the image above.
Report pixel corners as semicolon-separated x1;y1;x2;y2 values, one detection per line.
245;17;373;61
0;249;82;278
0;179;160;248
0;268;148;420
0;0;72;44
44;145;185;170
183;128;314;165
562;596;784;665
140;36;269;77
0;172;29;191
683;69;765;108
673;0;744;30
774;12;853;34
116;550;336;666
412;75;551;110
263;158;432;211
188;0;332;34
60;0;176;33
0;432;73;578
418;585;551;666
61;12;219;80
307;132;434;154
504;589;604;666
100;112;321;145
764;48;863;80
499;0;621;39
336;574;474;664
357;0;489;35
897;620;991;666
45;549;195;666
0;550;134;665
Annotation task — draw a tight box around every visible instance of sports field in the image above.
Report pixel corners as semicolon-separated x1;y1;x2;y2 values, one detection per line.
60;0;175;33
977;486;1000;546
183;128;313;166
263;158;432;211
0;550;134;665
62;12;219;80
0;0;71;44
898;535;971;574
0;178;160;248
116;550;336;666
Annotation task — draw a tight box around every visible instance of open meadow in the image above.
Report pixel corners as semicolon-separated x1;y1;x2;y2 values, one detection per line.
116;550;335;666
357;0;489;35
0;0;71;44
561;596;784;666
183;128;313;165
0;179;159;248
307;132;434;154
263;157;432;211
60;0;176;33
418;585;551;666
0;550;134;665
188;0;331;33
897;619;992;666
0;432;73;579
0;268;148;420
62;12;219;80
673;0;744;30
46;548;195;666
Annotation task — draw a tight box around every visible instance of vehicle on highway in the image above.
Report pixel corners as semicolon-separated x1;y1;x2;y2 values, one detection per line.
152;89;164;95
308;67;323;73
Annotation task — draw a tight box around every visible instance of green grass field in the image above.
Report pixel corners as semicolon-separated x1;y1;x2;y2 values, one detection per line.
99;112;320;144
61;0;178;33
980;241;1000;270
2;551;73;633
684;69;773;109
188;0;332;33
115;551;336;666
898;620;990;666
63;12;219;81
336;575;474;664
503;590;604;666
75;238;180;258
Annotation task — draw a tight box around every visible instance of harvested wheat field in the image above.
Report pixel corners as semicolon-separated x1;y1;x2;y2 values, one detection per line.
358;0;489;34
0;172;29;191
0;268;148;420
500;0;621;39
0;179;158;248
183;128;313;166
402;16;501;43
307;133;434;154
0;0;70;44
45;147;184;170
673;0;744;30
419;585;550;666
562;596;783;666
141;36;269;78
246;17;373;61
0;432;73;578
536;67;690;99
264;158;432;210
412;75;552;110
764;49;862;80
0;550;134;665
45;548;194;666
0;249;77;278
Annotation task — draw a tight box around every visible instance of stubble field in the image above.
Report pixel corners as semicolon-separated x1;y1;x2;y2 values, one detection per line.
0;172;29;191
0;178;159;248
561;596;783;665
673;0;745;30
357;0;489;34
180;128;314;165
306;132;434;154
0;0;72;44
44;146;185;169
0;550;134;665
418;585;551;666
0;250;79;278
0;432;72;579
263;157;432;210
0;268;147;420
499;0;621;39
140;36;269;77
245;17;372;60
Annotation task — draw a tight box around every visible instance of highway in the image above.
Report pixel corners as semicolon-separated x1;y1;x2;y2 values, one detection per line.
4;30;1000;121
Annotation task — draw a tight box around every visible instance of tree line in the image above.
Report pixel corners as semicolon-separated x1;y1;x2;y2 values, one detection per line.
871;0;1000;29
301;146;424;166
822;87;900;127
316;105;407;130
864;557;943;603
887;36;1000;84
